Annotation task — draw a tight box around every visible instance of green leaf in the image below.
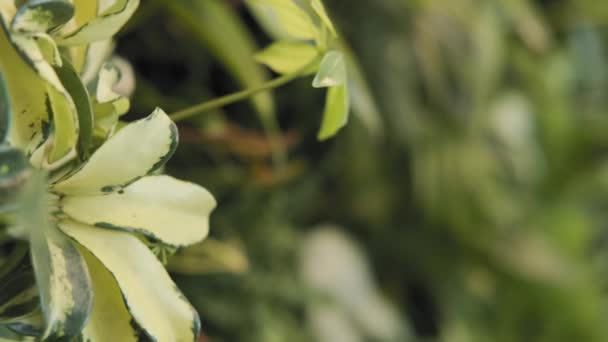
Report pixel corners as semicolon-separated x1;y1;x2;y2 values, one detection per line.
0;72;10;143
19;171;93;341
58;219;201;342
245;0;317;40
0;146;29;211
312;50;346;88
61;175;216;248
52;108;177;195
11;0;74;33
309;0;337;36
58;0;139;46
254;40;320;75
318;83;349;140
78;246;139;341
54;59;94;160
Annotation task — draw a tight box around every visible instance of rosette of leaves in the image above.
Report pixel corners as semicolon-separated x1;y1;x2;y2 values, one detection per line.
0;109;216;341
0;0;138;168
247;0;381;139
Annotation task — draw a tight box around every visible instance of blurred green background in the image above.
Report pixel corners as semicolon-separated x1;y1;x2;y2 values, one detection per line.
116;0;608;341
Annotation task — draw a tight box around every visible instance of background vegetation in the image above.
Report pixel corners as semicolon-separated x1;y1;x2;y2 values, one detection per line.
117;0;608;341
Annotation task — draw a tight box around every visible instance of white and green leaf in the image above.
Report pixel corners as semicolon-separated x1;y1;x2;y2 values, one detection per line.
62;175;216;247
318;83;349;140
18;172;93;341
77;246;140;341
58;220;201;342
0;21;50;155
312;50;346;88
254;40;320;74
0;21;79;163
58;0;139;46
52;108;177;195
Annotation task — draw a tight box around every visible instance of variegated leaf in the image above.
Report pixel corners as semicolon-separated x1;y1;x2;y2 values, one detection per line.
53;59;94;160
52;108;177;195
0;19;79;163
59;220;201;342
58;0;139;46
0;20;50;155
62;175;216;247
19;172;93;340
77;246;139;341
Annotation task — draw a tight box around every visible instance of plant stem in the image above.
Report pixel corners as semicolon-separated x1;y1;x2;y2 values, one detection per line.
169;59;318;122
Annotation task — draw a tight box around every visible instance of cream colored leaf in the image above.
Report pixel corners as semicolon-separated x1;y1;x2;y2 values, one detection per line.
52;108;177;195
58;220;200;342
62;175;216;247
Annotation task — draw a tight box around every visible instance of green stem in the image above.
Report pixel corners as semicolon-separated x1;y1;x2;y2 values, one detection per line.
169;59;318;122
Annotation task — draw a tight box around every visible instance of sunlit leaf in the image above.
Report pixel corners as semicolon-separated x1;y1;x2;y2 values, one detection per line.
254;40;320;75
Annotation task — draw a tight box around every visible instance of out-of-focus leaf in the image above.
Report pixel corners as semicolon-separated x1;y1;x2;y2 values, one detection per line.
167;0;275;120
19;171;93;341
58;0;140;46
0;146;29;211
318;83;348;140
255;41;320;75
167;239;249;275
312;51;346;88
11;0;74;33
245;0;317;41
309;0;336;37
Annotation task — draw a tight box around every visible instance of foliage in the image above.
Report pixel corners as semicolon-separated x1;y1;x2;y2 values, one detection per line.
4;0;608;341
